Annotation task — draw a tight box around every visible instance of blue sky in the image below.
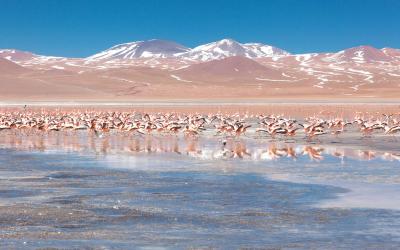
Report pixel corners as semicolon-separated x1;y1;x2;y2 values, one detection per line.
1;0;399;57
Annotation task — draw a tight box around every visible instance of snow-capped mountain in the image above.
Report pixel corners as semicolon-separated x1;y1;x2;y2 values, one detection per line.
242;42;289;57
85;38;289;62
0;49;36;62
0;49;68;69
325;45;393;63
177;39;289;61
1;39;399;100
87;39;190;61
1;39;400;101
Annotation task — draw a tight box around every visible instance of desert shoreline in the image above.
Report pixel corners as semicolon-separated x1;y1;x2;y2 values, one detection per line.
1;99;400;106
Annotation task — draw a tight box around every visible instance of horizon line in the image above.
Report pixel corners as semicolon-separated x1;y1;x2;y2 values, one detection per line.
0;38;398;58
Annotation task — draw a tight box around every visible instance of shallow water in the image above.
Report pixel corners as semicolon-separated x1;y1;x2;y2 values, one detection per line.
0;132;400;249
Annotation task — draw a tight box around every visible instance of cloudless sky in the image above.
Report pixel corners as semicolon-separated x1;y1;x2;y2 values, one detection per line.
1;0;399;57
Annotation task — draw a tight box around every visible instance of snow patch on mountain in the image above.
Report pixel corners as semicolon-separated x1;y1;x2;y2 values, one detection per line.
170;74;192;83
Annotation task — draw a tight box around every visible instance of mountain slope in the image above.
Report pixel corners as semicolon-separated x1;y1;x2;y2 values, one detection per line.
0;57;30;74
381;47;400;59
1;39;399;101
328;45;393;63
177;39;289;61
0;49;36;62
174;56;284;82
87;39;190;61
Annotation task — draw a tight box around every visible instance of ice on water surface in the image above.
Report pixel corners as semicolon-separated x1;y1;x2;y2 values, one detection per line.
0;131;400;248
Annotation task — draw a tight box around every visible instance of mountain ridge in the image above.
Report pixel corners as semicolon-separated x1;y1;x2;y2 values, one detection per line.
1;39;399;63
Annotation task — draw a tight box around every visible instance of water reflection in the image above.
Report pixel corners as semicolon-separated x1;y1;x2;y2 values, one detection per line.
0;131;399;163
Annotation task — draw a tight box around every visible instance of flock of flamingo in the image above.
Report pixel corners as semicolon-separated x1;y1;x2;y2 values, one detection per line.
0;110;400;139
